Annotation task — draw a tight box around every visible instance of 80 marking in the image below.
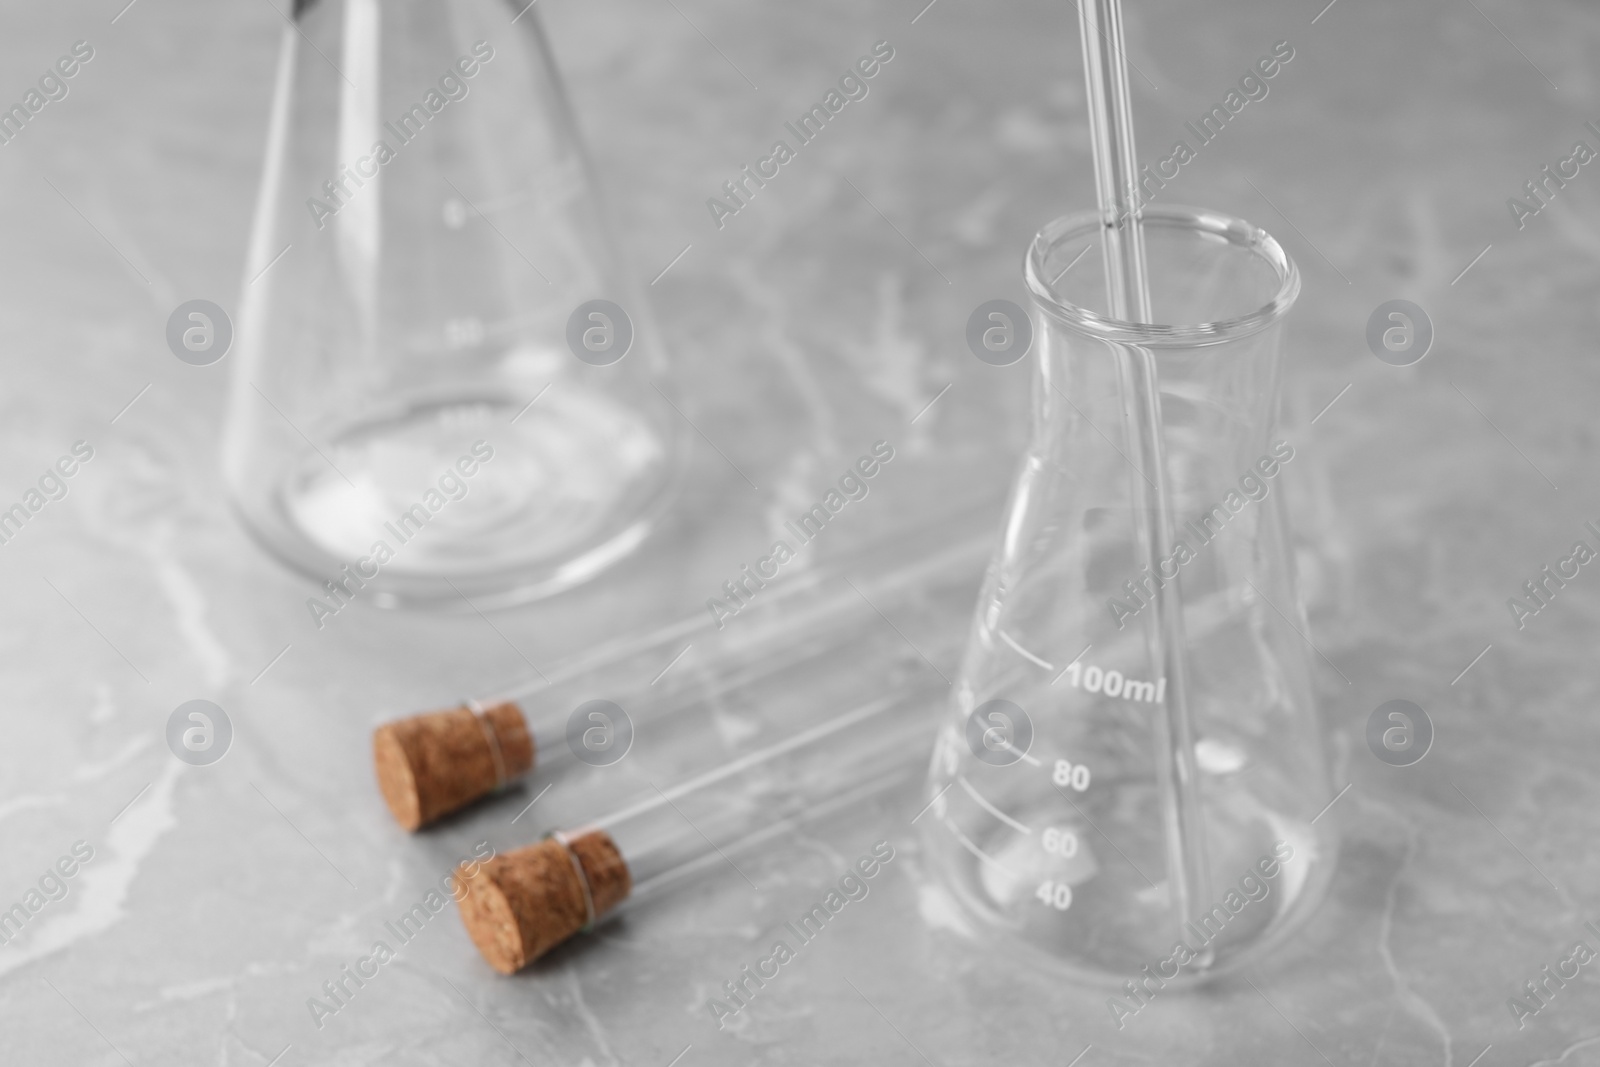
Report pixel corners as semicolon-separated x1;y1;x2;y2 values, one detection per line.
1052;758;1091;792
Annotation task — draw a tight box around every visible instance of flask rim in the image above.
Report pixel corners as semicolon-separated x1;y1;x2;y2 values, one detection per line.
1023;203;1301;347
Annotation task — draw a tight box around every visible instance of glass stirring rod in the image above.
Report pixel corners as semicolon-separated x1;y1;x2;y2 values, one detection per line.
373;503;996;829
1076;0;1211;944
452;677;949;973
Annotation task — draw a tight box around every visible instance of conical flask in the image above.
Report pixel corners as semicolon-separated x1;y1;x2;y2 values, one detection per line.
224;0;685;608
921;205;1337;986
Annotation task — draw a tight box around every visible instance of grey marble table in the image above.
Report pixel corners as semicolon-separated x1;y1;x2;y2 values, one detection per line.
2;0;1599;1064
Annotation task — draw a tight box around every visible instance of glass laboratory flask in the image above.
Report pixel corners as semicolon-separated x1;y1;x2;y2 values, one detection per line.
224;0;685;608
921;205;1336;986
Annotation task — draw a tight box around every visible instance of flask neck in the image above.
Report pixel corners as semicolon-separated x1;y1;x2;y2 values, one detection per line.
1032;321;1289;479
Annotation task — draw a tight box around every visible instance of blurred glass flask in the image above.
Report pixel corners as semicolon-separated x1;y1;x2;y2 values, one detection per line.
224;0;685;608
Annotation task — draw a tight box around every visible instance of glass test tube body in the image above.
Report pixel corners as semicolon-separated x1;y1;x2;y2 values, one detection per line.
586;680;947;911
479;503;997;774
561;557;978;902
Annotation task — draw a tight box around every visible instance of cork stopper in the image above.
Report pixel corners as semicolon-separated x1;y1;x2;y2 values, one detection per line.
373;701;535;830
455;829;631;974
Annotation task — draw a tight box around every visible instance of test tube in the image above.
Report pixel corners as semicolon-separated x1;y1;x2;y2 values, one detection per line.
453;681;944;973
373;502;997;829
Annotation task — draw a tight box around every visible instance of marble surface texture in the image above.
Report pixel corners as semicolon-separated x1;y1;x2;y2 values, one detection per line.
2;0;1600;1065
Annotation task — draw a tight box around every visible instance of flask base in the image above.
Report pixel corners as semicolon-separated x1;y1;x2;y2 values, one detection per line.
239;383;676;610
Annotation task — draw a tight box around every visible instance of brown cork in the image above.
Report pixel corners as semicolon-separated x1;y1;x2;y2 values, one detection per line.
373;701;535;830
455;829;632;974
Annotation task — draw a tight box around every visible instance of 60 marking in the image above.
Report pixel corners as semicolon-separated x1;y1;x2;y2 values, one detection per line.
1041;826;1079;858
